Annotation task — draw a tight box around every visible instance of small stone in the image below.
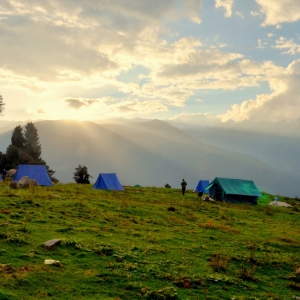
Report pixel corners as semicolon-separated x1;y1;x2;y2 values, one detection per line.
43;239;61;250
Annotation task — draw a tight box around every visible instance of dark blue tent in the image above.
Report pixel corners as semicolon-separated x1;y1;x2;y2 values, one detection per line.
0;174;2;181
194;180;210;193
93;173;124;191
13;165;53;186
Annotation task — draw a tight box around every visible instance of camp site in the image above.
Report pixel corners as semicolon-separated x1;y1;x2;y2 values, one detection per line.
0;165;300;300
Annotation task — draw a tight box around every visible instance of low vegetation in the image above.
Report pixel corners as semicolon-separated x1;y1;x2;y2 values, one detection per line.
0;182;299;299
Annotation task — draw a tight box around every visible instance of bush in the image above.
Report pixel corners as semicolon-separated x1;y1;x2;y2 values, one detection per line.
73;165;92;184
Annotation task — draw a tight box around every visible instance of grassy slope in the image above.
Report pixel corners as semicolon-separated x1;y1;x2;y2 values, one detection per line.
0;183;299;300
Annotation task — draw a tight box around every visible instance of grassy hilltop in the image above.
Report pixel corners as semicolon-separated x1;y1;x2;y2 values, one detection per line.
0;183;300;299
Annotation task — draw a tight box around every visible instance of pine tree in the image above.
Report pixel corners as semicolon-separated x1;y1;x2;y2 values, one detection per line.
5;145;36;170
6;121;58;182
11;125;26;150
0;95;4;115
24;122;42;161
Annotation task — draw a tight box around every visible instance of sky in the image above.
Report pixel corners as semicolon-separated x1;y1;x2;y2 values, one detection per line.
1;0;300;124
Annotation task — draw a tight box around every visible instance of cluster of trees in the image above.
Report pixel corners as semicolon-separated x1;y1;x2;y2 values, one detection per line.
0;122;57;182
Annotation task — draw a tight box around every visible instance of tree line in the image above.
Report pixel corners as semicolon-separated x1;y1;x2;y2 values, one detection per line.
0;122;57;182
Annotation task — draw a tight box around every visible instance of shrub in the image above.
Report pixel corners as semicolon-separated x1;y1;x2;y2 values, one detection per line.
238;264;259;282
73;165;92;184
209;253;230;272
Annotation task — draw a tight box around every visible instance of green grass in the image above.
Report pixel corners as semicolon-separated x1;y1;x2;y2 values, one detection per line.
0;182;300;299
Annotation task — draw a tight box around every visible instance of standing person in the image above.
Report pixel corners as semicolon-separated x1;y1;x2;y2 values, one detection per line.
181;179;187;195
0;169;7;181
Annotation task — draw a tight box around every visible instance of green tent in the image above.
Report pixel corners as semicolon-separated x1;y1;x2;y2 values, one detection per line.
206;177;261;204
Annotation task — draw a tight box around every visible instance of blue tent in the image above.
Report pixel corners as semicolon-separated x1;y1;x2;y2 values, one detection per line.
93;173;124;191
13;165;53;186
194;180;210;193
0;174;2;181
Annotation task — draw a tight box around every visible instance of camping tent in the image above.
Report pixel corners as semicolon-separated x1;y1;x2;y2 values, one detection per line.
13;165;53;186
206;177;261;204
93;173;124;191
0;174;2;181
194;180;210;193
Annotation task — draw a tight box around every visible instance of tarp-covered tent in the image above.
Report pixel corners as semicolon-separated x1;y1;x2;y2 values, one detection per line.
13;165;53;186
206;177;261;204
194;180;210;193
93;173;124;191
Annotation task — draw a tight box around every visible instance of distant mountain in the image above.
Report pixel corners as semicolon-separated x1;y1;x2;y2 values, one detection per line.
92;117;150;125
181;121;300;181
0;119;298;197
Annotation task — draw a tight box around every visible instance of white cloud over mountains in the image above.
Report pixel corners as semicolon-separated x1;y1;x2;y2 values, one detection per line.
0;0;300;123
219;60;300;123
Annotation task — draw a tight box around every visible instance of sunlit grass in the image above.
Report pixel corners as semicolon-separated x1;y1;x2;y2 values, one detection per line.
0;182;299;299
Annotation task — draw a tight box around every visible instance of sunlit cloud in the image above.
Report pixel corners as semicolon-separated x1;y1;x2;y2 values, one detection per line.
0;0;300;125
114;100;168;114
219;60;300;123
273;37;300;55
26;108;45;115
255;0;300;26
215;0;234;17
65;98;98;110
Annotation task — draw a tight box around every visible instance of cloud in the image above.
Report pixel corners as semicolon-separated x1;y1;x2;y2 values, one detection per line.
65;98;98;110
169;112;220;126
0;0;202;88
115;100;168;114
26;108;45;115
273;37;300;55
250;11;260;17
218;60;300;123
235;11;244;19
257;39;265;49
215;0;234;17
255;0;300;26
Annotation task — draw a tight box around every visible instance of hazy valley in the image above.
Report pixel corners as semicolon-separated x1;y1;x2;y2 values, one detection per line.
0;119;299;197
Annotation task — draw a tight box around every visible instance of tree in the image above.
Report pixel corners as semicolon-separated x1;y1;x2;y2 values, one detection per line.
0;95;4;116
5;122;58;182
0;151;7;171
11;125;26;150
73;165;92;184
24;122;42;161
5;144;36;170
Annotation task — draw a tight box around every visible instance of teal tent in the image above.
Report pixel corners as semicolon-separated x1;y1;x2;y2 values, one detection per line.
207;177;261;204
93;173;124;191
